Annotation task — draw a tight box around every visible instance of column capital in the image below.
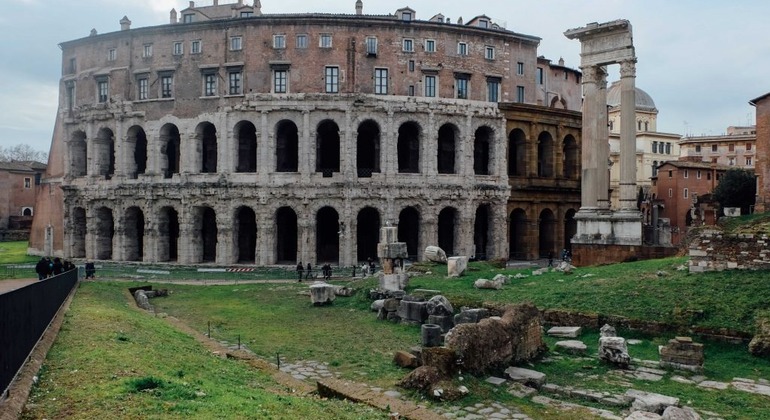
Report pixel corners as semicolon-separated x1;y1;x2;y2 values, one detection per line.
620;59;637;78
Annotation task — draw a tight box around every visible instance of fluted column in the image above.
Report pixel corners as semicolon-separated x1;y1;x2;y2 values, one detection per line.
579;65;599;209
619;59;638;211
595;66;610;210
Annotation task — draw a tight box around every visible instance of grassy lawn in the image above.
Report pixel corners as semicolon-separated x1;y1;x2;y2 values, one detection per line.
0;241;37;265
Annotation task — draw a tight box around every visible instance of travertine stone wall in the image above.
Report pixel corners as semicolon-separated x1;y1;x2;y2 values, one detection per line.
689;230;770;272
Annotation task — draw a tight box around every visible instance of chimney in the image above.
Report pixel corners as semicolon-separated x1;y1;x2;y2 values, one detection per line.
170;8;177;24
120;16;131;31
355;0;363;15
457;16;463;25
213;0;218;5
558;57;565;66
189;1;195;8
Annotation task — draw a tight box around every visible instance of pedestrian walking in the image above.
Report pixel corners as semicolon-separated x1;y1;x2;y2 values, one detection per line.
35;257;47;280
305;262;312;280
296;262;304;282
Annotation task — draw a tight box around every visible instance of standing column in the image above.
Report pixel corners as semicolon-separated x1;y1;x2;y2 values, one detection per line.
619;59;638;211
595;66;610;210
579;66;599;209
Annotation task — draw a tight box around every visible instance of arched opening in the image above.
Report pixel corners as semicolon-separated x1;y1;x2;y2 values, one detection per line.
124;206;145;261
235;207;257;263
537;131;554;178
94;206;114;260
562;134;578;179
437;124;457;174
235;121;257;173
564;208;577;251
158;206;179;262
126;126;147;179
438;207;457;256
397;121;420;173
316;207;340;263
197;122;217;173
160;123;181;179
316;120;340;176
356;207;380;263
508;129;526;176
539;208;556;258
356;120;380;177
275;207;298;263
69;131;87;177
398;207;420;260
473;204;491;260
193;207;217;262
71;206;86;258
276;120;299;172
474;126;493;175
95;127;115;179
550;96;567;109
22;208;32;216
509;208;527;260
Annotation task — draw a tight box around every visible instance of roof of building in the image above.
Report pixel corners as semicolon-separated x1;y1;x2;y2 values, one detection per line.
0;161;47;172
749;92;770;106
656;160;735;171
607;81;657;112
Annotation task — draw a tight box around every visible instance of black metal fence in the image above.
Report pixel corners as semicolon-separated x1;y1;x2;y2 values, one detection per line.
0;269;78;399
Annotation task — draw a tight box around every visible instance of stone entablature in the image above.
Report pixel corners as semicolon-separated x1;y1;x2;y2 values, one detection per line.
689;230;770;272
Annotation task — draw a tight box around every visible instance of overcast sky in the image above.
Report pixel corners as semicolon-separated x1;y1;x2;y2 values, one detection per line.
2;0;769;155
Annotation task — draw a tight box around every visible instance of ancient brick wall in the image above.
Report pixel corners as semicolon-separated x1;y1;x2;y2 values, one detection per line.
688;230;770;272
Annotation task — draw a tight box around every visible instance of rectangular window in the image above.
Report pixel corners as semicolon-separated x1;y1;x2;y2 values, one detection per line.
137;77;148;100
65;82;75;110
707;172;712;180
365;37;377;55
516;85;525;103
228;71;242;95
729;157;735;166
668;188;673;197
97;78;108;103
320;34;332;48
403;39;414;52
729;143;735;152
325;66;339;93
402;11;412;21
160;74;173;98
456;77;469;99
668;170;673;178
191;40;201;54
108;48;116;61
273;34;286;49
516;62;524;75
424;75;436;97
68;57;76;74
684;169;689;179
652;141;658;153
747;143;753;151
240;11;253;18
485;46;495;60
183;14;194;23
537;67;544;84
173;41;183;55
478;19;489;28
204;73;217;96
374;68;388;95
457;42;468;56
695;144;701;153
408;85;415;96
487;78;500;102
230;36;242;51
711;144;717;152
747;157;753;166
274;70;287;93
24;178;31;189
408;60;415;72
697;170;702;179
683;188;689;199
296;34;308;49
666;143;672;154
425;39;436;53
143;44;153;58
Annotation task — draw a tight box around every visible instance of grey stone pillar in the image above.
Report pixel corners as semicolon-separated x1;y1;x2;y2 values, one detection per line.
579;65;600;209
619;59;638;211
596;66;610;210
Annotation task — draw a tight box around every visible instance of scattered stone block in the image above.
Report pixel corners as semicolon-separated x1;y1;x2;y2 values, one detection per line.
371;299;385;312
626;389;680;414
697;380;729;390
730;381;770;396
661;406;701;420
600;324;617;338
453;308;488;325
659;337;704;372
532;267;549;276
309;282;336;305
393;350;419;368
508;382;537;398
397;300;428;323
424;246;447;263
485;376;506;386
426;295;454;316
421;324;443;348
447;256;469;277
554;340;587;355
333;286;353;297
421;347;457;378
427;314;454;333
473;278;503;290
492;274;508;284
626;411;663;419
399;366;442;391
627;339;643;345
749;314;770;357
600;336;631;368
547;326;582;338
504;367;546;389
379;273;409;291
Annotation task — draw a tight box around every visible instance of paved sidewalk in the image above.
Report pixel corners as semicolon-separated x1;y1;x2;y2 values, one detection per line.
0;278;37;294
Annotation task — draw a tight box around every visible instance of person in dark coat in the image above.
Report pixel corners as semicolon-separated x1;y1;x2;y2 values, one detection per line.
35;257;48;280
305;262;312;280
52;257;64;276
45;257;53;278
85;261;96;279
296;262;304;282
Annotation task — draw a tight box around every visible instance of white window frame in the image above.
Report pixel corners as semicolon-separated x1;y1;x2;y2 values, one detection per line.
456;77;469;99
191;40;202;54
683;169;688;179
325;66;339;93
228;70;242;95
696;170;702;179
424;75;436;97
173;41;183;56
143;43;153;58
97;78;109;103
320;34;332;48
374;68;388;95
403;38;414;52
683;188;689;199
273;34;286;49
485;46;495;60
273;69;288;93
108;48;116;61
425;39;436;53
230;36;242;51
137;77;148;100
668;188;673;198
296;34;308;49
203;73;217;97
457;42;468;56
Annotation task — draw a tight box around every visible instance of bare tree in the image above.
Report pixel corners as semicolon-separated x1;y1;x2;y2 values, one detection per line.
0;144;48;163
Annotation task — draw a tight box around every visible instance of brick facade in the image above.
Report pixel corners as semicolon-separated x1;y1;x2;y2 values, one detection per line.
750;93;770;212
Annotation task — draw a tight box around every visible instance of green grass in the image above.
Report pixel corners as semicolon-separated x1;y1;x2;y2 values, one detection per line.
0;240;37;264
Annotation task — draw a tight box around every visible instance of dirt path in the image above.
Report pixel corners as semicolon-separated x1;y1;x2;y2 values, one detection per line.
0;278;37;294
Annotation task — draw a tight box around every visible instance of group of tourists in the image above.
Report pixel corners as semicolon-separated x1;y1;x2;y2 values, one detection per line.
34;257;76;280
295;262;334;282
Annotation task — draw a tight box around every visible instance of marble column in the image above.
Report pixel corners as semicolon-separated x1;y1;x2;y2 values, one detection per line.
596;66;610;210
579;65;599;209
619;59;638;211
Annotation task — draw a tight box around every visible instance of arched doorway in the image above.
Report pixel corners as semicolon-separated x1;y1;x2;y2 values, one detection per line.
508;129;526;176
316;207;340;263
235;207;256;263
356;120;380;177
397;122;420;173
195;207;217;262
276;120;299;172
437;124;457;174
158;206;179;262
398;207;420;260
160;123;181;179
197;122;217;173
95;128;115;179
276;207;298;263
126;126;147;179
474;127;493;175
94;206;114;260
357;207;380;262
537;131;554;178
235;121;257;173
316;120;340;176
69;131;87;177
124;206;144;261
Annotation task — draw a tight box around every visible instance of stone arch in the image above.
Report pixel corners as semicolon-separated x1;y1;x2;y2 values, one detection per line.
126;125;147;179
397;121;421;173
160;123;181;179
22;208;32;216
398;206;420;260
316;206;340;263
275;206;298;263
316;119;341;176
235;206;257;263
564;208;577;251
537;131;554;178
276;119;299;172
94;206;114;260
356;119;381;177
474;126;494;175
356;207;381;263
69;130;87;177
71;206;86;258
437;123;458;174
509;208;527;260
473;204;491;260
508;128;526;176
539;208;556;257
95;127;115;179
192;206;217;262
235;120;257;173
124;206;145;261
562;134;579;179
550;96;567;109
438;207;457;256
196;122;217;173
157;206;179;262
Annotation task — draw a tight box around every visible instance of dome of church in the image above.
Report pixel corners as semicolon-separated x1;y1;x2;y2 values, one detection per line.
606;81;657;111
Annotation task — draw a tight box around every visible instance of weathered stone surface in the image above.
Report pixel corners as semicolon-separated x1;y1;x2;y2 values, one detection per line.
625;412;662;420
504;367;546;389
133;290;153;311
427;314;454;334
398;366;442;391
453;308;489;325
485;376;506;386
659;337;704;372
393;350;419;368
547;326;582;338
371;299;385;312
421;347;458;378
508;382;538;398
554;340;587;355
426;295;454;316
309;282;336;305
731;380;770;396
626;389;680;414
377;242;408;259
661;406;701;420
421;324;443;348
379;273;409;291
473;278;503;290
397;300;428;323
749;315;770;357
600;323;617;337
333;285;353;296
424;246;448;263
599;336;631;368
492;274;508;284
446;256;469;277
697;380;729;390
444;303;546;375
382;298;399;312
